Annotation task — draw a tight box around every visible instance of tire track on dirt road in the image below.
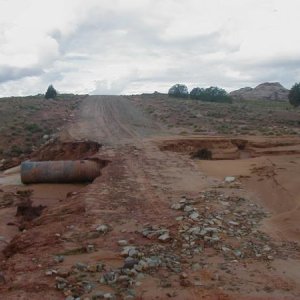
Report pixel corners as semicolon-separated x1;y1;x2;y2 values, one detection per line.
65;95;161;145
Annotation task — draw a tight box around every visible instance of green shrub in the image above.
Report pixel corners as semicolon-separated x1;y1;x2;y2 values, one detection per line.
25;123;42;133
10;145;23;155
288;82;300;107
168;84;189;98
45;84;57;99
190;86;232;103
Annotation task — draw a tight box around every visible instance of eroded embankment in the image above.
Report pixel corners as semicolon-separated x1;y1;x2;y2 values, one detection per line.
158;136;300;160
30;140;102;161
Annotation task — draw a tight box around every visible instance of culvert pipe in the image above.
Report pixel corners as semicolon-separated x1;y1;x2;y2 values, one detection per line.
21;160;102;184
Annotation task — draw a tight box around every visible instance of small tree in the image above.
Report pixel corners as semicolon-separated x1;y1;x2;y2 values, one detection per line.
168;84;189;98
288;83;300;107
45;84;57;99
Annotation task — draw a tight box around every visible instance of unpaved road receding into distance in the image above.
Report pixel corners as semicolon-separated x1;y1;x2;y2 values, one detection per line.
65;95;162;144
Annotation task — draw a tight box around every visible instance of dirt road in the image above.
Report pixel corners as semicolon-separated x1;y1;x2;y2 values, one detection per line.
65;96;161;144
1;96;300;300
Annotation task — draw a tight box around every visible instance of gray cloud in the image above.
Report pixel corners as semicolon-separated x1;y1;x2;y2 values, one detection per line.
0;65;44;83
0;0;300;96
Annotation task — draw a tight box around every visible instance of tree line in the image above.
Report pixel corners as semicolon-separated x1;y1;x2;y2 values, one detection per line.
168;83;300;107
168;84;232;103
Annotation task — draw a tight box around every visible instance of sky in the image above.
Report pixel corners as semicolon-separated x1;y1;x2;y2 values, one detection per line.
0;0;300;96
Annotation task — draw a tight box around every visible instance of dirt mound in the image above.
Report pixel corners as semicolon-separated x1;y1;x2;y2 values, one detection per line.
30;140;101;161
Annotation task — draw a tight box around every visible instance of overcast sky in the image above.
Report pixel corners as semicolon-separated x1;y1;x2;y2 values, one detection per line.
0;0;300;96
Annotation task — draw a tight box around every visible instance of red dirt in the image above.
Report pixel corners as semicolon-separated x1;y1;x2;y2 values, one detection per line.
31;141;102;161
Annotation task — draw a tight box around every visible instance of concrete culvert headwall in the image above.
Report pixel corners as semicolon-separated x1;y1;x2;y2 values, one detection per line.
21;160;105;184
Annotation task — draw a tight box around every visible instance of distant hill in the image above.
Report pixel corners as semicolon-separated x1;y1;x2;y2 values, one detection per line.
230;82;289;101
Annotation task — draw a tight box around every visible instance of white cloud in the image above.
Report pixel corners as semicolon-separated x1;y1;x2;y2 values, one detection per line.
0;0;300;96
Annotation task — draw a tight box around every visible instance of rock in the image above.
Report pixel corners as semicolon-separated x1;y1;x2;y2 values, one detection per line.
145;256;161;268
102;271;117;284
65;296;75;300
87;265;98;273
57;269;70;278
117;240;128;246
228;221;239;226
263;245;271;252
189;211;199;220
45;270;53;276
171;203;182;210
96;224;110;234
233;250;242;258
222;246;231;253
138;260;149;271
104;293;115;299
55;276;68;290
184;205;194;213
188;227;201;235
96;263;105;272
75;262;88;271
158;232;171;242
82;281;94;293
86;244;95;253
225;176;235;183
54;255;64;263
123;258;139;269
180;272;188;279
121;246;137;257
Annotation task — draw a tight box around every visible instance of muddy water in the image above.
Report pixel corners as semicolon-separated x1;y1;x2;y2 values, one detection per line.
0;169;87;252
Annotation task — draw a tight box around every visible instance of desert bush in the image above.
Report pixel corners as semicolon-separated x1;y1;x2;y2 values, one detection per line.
10;145;23;156
25;123;42;133
190;86;232;103
168;84;189;98
288;82;300;107
45;84;57;99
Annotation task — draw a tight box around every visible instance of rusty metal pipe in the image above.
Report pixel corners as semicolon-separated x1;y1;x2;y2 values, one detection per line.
21;160;102;184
